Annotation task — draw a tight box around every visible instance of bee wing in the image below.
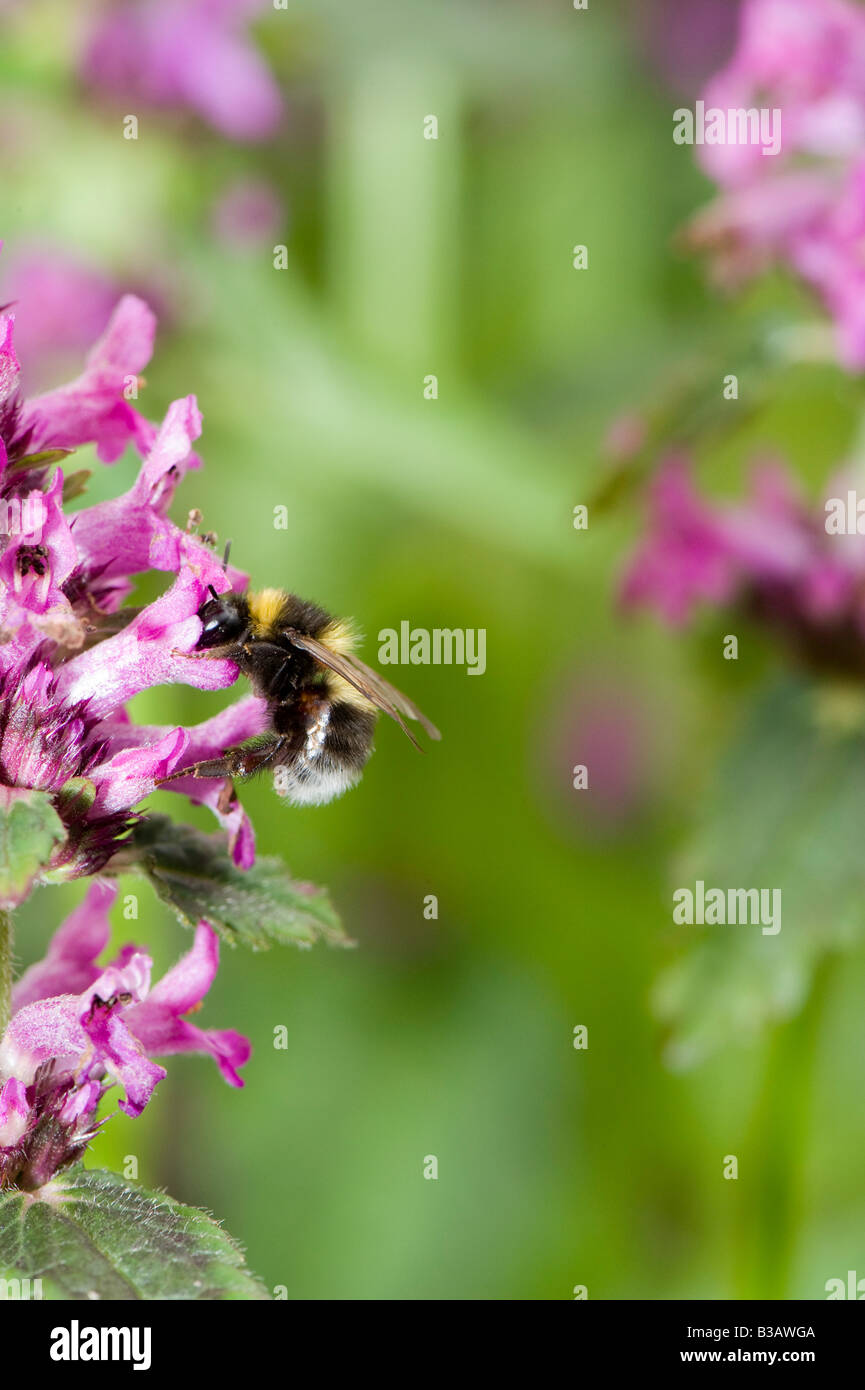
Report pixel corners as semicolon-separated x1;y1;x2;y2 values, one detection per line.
286;629;441;749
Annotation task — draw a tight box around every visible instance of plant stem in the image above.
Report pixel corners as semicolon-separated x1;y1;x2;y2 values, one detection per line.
735;953;835;1299
0;908;12;1038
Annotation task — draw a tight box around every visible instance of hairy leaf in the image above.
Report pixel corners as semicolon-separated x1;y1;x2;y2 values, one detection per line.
122;814;348;949
0;788;66;909
0;1166;269;1300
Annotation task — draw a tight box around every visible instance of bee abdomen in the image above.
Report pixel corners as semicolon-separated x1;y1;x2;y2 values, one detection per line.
272;701;376;806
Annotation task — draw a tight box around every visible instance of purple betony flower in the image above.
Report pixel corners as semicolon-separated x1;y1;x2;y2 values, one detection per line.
0;286;268;877
0;881;249;1190
80;0;284;142
0;257;269;1195
622;456;865;677
686;0;865;370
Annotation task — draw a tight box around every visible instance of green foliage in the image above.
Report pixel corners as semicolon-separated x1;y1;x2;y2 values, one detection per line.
0;1166;269;1300
123;814;348;949
0;789;65;910
656;680;865;1068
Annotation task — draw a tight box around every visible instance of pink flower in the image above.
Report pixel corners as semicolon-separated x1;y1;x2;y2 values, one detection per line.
0;267;262;879
687;0;865;368
636;0;743;98
2;294;156;466
0;882;249;1189
621;457;742;623
211;177;285;249
0;248;119;394
80;0;283;142
623;456;865;676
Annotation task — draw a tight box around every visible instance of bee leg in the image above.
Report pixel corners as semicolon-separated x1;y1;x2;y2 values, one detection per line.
170;643;245;661
159;736;287;785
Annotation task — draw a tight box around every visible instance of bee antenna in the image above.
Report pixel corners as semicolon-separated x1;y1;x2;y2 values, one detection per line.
207;584;219;602
222;540;232;571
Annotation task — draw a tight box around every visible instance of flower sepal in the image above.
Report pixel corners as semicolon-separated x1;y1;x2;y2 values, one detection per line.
53;777;98;820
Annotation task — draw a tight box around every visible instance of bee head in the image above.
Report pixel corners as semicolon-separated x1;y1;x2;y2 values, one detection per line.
195;588;248;649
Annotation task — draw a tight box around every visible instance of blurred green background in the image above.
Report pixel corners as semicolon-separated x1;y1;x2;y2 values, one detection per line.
4;0;865;1299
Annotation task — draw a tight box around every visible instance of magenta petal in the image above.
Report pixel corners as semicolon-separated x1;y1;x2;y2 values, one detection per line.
98;697;266;864
0;1077;29;1146
70;395;203;579
148;920;219;1014
131;1013;250;1087
146;694;267;862
180;23;283;141
81;0;283;142
81;998;166;1118
229;811;256;870
0;310;20;409
58;1078;102;1126
125;923;251;1087
0;950;151;1088
89;726;189;813
621;458;738;623
12;880;117;1012
56;564;239;715
0;469;78;620
19;294;156;462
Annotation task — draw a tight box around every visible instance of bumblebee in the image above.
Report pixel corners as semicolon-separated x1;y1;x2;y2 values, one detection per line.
164;587;440;805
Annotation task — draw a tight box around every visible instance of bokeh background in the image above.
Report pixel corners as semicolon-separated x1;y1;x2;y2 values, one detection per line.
4;0;865;1299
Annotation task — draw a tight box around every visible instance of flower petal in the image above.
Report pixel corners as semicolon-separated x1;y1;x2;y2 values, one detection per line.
70;395;203;580
57;562;239;715
11;880;117;1012
125;923;250;1087
19;294;156;462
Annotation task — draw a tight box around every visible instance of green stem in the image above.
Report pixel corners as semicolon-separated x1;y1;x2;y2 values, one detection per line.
0;908;12;1038
735;953;835;1299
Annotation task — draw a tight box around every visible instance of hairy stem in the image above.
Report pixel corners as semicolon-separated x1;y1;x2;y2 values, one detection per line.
0;909;12;1038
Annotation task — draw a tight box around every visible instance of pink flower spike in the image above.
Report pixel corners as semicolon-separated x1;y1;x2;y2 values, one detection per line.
688;0;865;369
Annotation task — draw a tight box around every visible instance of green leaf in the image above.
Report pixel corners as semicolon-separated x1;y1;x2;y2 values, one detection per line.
0;787;66;909
61;468;92;502
0;1166;269;1300
655;679;865;1069
122;813;348;949
8;447;74;471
